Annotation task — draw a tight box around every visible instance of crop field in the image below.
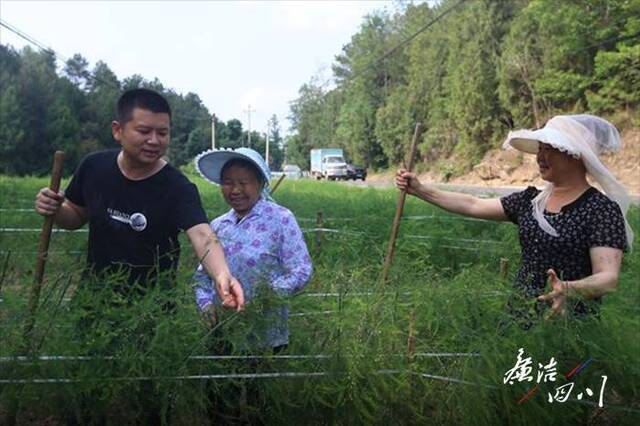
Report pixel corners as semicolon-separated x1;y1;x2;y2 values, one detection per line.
0;173;639;425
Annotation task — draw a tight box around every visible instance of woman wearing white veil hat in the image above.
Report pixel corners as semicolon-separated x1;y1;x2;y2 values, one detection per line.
396;114;633;324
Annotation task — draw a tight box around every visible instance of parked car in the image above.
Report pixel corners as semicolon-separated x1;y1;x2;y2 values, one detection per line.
346;164;367;181
282;164;303;179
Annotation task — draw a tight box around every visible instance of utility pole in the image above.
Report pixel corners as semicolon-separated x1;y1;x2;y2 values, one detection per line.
265;131;270;168
243;104;256;148
211;113;216;150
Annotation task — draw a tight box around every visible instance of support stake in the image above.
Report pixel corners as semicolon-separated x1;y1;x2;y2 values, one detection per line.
23;151;64;350
500;258;509;280
315;211;323;254
270;174;286;195
381;123;422;284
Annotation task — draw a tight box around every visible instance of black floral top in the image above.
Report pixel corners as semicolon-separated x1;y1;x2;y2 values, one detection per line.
500;186;627;316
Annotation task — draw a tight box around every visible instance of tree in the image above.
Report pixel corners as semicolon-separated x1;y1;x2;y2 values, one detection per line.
266;114;285;170
224;119;244;148
63;53;90;90
587;44;640;114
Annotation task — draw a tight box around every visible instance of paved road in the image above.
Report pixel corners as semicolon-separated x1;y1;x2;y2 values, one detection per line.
340;179;640;204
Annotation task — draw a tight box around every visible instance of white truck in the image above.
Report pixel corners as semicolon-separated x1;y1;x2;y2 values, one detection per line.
310;148;348;180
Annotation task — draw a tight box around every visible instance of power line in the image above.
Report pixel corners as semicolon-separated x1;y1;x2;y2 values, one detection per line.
0;19;58;58
314;0;636;92
376;0;466;66
288;0;467;117
575;29;640;54
0;19;241;128
0;18;119;91
0;18;217;127
346;0;467;83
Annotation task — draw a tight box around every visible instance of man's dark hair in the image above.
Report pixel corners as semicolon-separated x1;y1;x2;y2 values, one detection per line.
116;88;172;124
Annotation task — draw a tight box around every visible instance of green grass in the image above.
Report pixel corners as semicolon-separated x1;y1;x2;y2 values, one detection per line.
0;174;639;425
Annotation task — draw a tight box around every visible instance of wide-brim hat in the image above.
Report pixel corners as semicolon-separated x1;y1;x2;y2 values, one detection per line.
195;147;271;185
502;127;580;158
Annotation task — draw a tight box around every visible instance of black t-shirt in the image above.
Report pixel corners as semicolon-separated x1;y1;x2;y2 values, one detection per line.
500;186;627;315
65;150;208;288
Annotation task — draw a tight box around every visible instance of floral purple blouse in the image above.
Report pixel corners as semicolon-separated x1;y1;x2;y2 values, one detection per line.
193;198;312;348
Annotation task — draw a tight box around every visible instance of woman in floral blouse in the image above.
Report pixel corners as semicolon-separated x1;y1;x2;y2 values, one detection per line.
396;115;633;324
193;147;312;349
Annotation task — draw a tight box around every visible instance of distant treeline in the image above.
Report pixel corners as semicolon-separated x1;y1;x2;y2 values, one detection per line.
0;45;285;176
285;0;640;173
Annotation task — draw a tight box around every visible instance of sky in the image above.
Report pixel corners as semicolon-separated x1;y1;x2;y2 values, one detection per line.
0;0;402;136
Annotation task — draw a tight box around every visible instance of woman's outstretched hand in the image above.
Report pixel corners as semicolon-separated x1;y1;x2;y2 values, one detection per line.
395;169;421;196
538;269;567;319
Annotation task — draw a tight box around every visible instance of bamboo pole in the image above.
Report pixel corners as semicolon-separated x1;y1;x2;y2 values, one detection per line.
315;211;323;254
499;258;510;280
0;251;10;293
270;174;286;195
23;151;64;348
381;123;422;284
407;310;416;361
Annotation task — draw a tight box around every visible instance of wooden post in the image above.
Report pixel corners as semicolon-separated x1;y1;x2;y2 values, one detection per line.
381;123;423;284
315;211;323;254
270;174;286;195
23;151;64;348
0;251;10;293
407;310;416;361
500;258;509;280
407;310;416;406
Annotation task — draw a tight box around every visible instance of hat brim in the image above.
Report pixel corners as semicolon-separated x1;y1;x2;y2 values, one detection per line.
502;128;578;156
195;150;267;185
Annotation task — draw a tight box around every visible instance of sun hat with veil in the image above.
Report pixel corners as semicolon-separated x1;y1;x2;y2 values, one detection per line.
194;147;273;201
502;114;633;249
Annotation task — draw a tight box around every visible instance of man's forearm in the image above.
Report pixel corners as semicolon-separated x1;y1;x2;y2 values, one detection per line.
53;203;86;230
202;241;231;281
195;230;230;282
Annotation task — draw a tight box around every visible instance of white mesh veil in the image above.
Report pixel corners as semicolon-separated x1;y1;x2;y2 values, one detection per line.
510;115;633;249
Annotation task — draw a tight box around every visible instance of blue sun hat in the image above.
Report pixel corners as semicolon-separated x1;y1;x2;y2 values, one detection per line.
195;147;273;200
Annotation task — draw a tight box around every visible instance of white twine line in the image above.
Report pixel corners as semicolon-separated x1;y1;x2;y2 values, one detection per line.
300;292;411;298
406;235;507;245
0;228;87;233
0;291;507;304
416;372;497;388
1;369;637;413
0;226;507;247
0;352;480;363
289;310;336;317
405;215;504;224
0;251;83;255
0;372;331;384
0;298;74;304
0;370;403;384
300;227;507;246
0;289;507;305
296;215;498;224
297;217;357;223
440;245;478;251
0;208;35;212
0;368;456;384
301;227;365;236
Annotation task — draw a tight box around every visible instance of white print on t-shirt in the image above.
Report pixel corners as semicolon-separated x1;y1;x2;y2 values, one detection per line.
107;208;147;232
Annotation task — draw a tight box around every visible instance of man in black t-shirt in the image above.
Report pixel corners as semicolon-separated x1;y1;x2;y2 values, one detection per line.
35;88;244;309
